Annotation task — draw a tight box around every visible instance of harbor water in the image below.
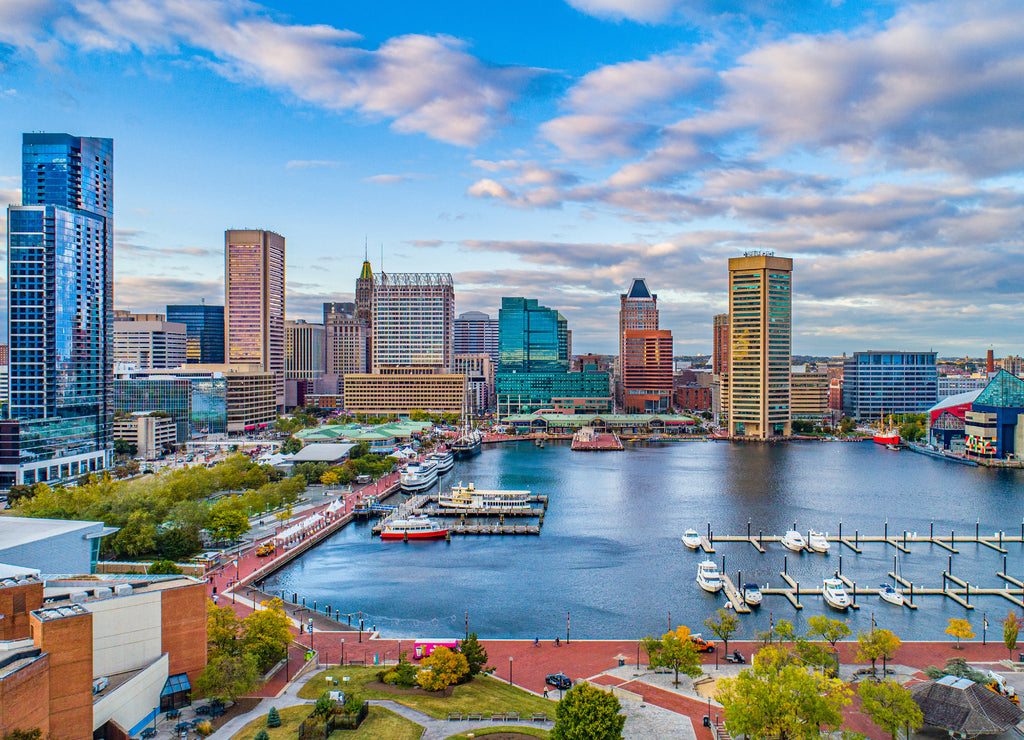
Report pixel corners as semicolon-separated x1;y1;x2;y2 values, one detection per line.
264;440;1024;641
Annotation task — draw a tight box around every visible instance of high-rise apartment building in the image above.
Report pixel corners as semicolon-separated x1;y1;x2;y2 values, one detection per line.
726;252;793;439
371;272;455;372
841;351;938;419
285;320;326;380
618;278;659;407
113;319;187;369
1;133;114;486
454;311;499;364
713;314;729;375
323;302;367;375
621;330;674;413
166;304;225;364
225;229;285;408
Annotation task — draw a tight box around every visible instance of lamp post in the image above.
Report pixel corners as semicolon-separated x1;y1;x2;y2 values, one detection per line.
636;638;640;670
308;618;314;654
509;656;514;685
983;613;988;646
341;639;345;666
566;611;570;645
465;611;469;642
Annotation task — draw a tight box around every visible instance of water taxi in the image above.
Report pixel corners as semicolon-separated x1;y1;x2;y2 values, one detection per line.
878;583;904;607
696;560;723;593
781;530;806;552
822;578;851;610
681;529;701;550
807;531;831;553
380;514;448;540
742;583;762;607
400;459;439;492
438;482;533;510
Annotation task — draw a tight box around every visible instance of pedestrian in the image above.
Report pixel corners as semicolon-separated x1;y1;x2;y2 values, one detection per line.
543;688;549;698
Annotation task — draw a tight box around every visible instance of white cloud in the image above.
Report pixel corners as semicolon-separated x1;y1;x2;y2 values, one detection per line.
466;178;513;200
286;160;342;169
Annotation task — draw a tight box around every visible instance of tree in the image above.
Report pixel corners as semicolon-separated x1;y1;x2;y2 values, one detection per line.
1002;611;1023;659
839;417;856;434
280;437;302;454
874;629;902;675
266;706;281;728
320;469;341;487
417;646;469;691
3;730;43;740
806;615;851;649
858;681;924;740
114;438;137;456
775;618;797;644
945;618;974;649
642;626;703;687
716;645;852;740
458;632;488;676
207;507;249;542
148;559;183;575
704;609;740;656
314;692;338;718
551;682;625;740
254;731;269;740
157;526;202;561
924;657;989;683
195;652;260;702
5;484;34;506
241;599;293;672
207;601;242;659
857;630;883;676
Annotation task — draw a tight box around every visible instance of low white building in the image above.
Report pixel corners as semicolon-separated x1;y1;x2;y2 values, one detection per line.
113;413;177;459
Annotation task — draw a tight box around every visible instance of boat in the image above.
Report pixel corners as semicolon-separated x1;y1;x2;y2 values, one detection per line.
878;583;904;607
380;514;448;540
780;530;806;552
400;458;439;492
696;560;723;593
681;529;701;550
822;578;851;610
807;531;830;553
451;429;483;459
873;414;901;446
428;450;454;473
742;583;762;607
438;482;533;510
886;443;899;451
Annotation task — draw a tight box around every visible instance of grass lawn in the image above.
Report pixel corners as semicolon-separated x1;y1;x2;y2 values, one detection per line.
299;667;555;719
231;705;420;740
444;727;551;739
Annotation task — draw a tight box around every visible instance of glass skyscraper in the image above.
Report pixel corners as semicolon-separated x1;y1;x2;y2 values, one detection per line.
1;133;113;486
166;304;225;364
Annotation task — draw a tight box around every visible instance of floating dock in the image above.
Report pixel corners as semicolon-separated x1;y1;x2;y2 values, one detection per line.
371;490;547;536
571;427;624;451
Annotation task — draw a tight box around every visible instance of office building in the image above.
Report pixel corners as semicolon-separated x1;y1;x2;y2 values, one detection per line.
343;369;466;415
496;297;611;417
841;351;938;419
324;302;367;375
454;311;499;364
371;272;455;371
112;375;192;441
355;259;374;370
726;252;793;439
621;329;674;413
713;314;729;376
112;412;177;459
225;229;285;408
166;304;224;364
455;353;495;413
285;320;326;380
2;133;114;487
938;374;990;399
790;368;829;419
0;345;7;366
618;279;659;407
113;319;187;369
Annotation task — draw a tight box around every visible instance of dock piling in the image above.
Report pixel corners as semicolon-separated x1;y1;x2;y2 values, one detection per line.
784;555;788;575
747;521;751;539
949;554;953;575
885;521;888;540
839;520;842;540
930;521;934;540
796;581;800;605
976;520;980;541
839;554;842;575
856;530;859;548
852;580;856;606
903;530;907;547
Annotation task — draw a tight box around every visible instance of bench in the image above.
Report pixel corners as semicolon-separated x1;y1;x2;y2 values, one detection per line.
654;666;672;674
447;711;462;721
532;713;548;722
506;712;519;721
491;713;506;721
694;676;713;686
466;712;483;721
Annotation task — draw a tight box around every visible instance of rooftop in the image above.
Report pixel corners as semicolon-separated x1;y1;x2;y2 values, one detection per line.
0;516;116;552
288;443;357;462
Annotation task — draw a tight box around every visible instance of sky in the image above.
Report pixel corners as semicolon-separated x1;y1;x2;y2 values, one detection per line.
0;0;1022;357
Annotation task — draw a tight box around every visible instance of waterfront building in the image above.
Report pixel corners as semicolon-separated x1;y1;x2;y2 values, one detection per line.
225;229;285;408
166;304;225;364
621;329;674;413
496;297;611;417
503;412;693;435
791;368;829;420
113;319;187;369
323;302;367;376
674;384;711;411
112;412;177;458
144;365;274;434
455;353;495;413
454;311;499;364
841;351;938;419
712;314;729;376
618;279;659;408
1;133;114;487
355;259;374;371
285;320;326;380
112;376;193;441
726;253;793;439
342;368;465;415
371;272;455;372
926;390;978;453
964;370;1024;459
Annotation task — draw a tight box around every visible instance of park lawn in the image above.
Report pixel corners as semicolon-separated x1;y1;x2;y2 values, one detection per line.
231;705;420;740
445;727;550;739
231;705;307;740
299;668;555;719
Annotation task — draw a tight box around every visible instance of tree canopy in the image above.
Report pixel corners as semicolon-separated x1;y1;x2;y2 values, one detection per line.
417;647;469;691
641;626;703;686
806;615;851;648
551;683;625;740
945;618;974;648
858;681;924;740
1002;611;1022;658
704;609;740;653
458;632;489;676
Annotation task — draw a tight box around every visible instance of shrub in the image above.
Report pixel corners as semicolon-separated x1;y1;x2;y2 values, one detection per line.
254;732;269;740
194;720;213;737
148;559;183;575
266;706;281;728
381;669;399;685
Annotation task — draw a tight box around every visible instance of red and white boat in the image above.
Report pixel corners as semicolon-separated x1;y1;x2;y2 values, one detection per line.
873;430;901;446
380;514;448;540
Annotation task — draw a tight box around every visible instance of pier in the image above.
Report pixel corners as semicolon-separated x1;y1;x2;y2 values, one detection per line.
370;491;547;536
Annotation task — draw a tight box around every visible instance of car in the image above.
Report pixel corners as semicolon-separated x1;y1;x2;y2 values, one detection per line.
545;672;572;690
689;634;716;652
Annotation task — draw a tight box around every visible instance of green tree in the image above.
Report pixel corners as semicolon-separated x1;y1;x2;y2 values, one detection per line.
716;645;852;740
774;618;797;644
874;629;902;675
254;731;269;740
839;417;856;434
2;730;43;740
280;437;303;454
1002;611;1023;659
458;632;489;676
417;647;469;691
551;682;625;740
207;506;249;542
642;626;703;686
207;601;242;659
704;609;740;655
148;559;183;575
195;652;260;702
858;681;924;740
857;630;883;676
5;484;34;506
945;618;974;649
806;615;851;649
313;693;338;718
114;438;137;456
241;599;293;672
266;706;281;728
156;527;202;561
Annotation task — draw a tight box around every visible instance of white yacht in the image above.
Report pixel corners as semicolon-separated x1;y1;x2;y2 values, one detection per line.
696;560;723;593
822;578;851;610
428;450;454;474
742;583;762;607
781;530;806;552
681;529;701;550
400;459;439;492
878;583;905;607
807;531;831;553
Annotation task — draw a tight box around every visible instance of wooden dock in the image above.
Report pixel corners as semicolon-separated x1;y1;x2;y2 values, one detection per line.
720;573;751;614
370;490;546;536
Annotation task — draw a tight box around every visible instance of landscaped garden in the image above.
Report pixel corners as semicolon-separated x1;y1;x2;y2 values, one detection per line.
230;705;422;740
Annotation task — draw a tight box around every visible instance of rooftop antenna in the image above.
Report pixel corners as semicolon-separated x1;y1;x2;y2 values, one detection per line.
380;242;384;273
364;235;368;263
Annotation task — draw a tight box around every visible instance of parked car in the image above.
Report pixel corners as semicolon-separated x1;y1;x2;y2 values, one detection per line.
545;672;572;690
689;633;716;652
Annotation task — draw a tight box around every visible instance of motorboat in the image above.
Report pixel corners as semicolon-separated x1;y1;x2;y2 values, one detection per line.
681;529;701;550
878;583;905;607
822;578;851;610
380;514;448;540
742;583;762;607
885;443;900;451
781;530;806;552
428;450;454;474
400;459;439;492
807;531;830;553
696;560;723;593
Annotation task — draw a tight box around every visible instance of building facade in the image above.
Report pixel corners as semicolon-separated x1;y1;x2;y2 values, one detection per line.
621;329;674;413
713;313;729;376
371;272;455;371
674;384;712;411
355;260;374;371
727;253;793;439
165;304;224;364
323;302;367;376
790;369;829;419
113;319;187;369
2;133;114;487
454;353;495;414
342;370;466;415
618;279;659;407
112;413;176;459
285;320;326;380
454;311;499;364
841;351;938;419
225;229;285;408
112;376;192;442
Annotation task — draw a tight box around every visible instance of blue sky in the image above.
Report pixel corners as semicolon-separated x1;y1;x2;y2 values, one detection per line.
1;0;1022;356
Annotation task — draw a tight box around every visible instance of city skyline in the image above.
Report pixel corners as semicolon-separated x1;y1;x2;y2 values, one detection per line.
0;1;1022;356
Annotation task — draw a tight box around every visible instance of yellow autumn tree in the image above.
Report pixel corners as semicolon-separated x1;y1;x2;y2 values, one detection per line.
945;618;974;649
417;647;469;691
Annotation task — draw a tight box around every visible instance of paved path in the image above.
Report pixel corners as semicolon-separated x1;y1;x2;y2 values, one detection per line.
367;699;553;740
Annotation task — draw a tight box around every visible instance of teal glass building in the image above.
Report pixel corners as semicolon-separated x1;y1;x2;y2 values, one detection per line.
166;304;225;364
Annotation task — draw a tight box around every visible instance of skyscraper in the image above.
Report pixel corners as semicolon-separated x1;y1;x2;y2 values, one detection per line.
355;258;374;371
713;313;729;376
166;304;225;364
726;252;793;439
1;133;114;486
371;272;455;371
113;318;187;369
621;330;674;413
225;229;285;408
618;278;659;408
454;311;499;363
285;320;326;380
323;302;366;376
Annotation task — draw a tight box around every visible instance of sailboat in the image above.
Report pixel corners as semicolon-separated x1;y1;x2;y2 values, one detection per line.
451;396;482;458
880;554;905;606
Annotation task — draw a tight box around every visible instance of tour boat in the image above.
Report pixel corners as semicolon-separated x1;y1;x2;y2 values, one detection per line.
781;530;806;552
400;459;439;492
696;560;723;593
438;482;533;510
681;529;701;550
807;531;831;553
742;583;763;607
380;514;448;540
822;578;851;610
878;583;905;607
428;450;454;473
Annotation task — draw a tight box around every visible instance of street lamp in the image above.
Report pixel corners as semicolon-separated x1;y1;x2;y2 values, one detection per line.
308;618;314;654
636;637;640;670
509;656;514;685
341;639;345;666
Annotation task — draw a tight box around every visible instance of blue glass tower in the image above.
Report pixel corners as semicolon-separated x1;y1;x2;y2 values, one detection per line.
1;133;113;487
166;304;225;364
